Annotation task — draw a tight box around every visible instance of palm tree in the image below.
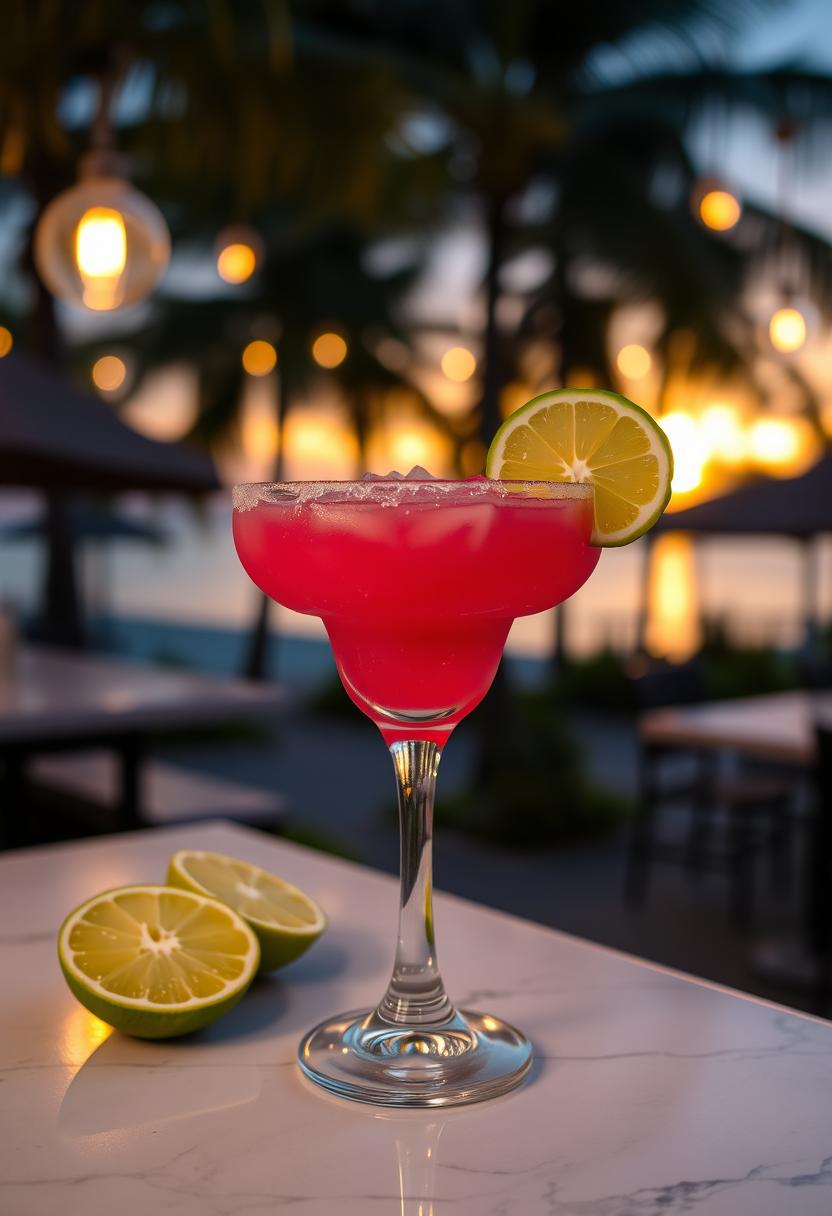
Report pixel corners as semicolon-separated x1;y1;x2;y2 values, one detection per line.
0;0;445;643
86;215;459;676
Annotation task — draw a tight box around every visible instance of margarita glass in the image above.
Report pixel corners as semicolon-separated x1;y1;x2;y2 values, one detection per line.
233;477;599;1106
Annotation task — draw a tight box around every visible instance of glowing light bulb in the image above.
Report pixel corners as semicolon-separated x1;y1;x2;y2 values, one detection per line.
91;355;127;393
769;306;807;354
242;340;277;377
311;332;348;369
34;177;169;311
75;207;127;310
698;189;741;232
615;344;652;379
441;346;476;382
0;327;12;358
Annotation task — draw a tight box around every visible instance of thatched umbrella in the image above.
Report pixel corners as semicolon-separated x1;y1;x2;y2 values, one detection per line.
654;454;832;648
0;353;218;644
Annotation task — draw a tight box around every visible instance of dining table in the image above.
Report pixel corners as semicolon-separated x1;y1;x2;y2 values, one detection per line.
0;646;285;841
2;819;832;1214
639;689;832;994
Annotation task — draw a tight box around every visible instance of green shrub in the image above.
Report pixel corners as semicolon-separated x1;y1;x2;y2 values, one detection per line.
437;699;631;849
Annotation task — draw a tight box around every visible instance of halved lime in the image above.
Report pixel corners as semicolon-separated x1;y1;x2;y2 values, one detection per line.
167;850;327;973
58;885;259;1039
486;388;673;546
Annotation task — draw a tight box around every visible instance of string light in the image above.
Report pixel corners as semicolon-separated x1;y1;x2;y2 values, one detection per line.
698;189;741;232
768;306;807;354
0;327;12;358
312;332;348;369
215;226;262;285
615;344;652;379
91;355;127;393
441;346;476;382
242;340;277;377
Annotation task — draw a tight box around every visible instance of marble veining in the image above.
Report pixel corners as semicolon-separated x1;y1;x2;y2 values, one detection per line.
2;821;832;1215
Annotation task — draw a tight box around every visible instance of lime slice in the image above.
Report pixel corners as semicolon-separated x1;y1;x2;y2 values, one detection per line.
486;388;673;546
58;885;260;1039
167;850;327;973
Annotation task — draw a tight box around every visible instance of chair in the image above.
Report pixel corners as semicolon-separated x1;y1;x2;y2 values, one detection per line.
810;722;832;1011
625;661;794;929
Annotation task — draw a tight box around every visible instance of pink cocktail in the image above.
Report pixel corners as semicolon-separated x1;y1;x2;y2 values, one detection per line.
232;477;599;1107
233;478;598;745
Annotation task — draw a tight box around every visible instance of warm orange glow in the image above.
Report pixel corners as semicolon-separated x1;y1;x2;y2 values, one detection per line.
311;332;348;369
698;189;742;232
242;393;279;464
500;382;532;419
389;425;443;470
92;355;127;393
699;403;746;465
75;206;127;310
217;242;257;285
283;411;358;478
616;343;652;379
768;306;807;354
646;534;701;661
60;1006;113;1066
441;346;476;382
660;411;708;495
0;326;12;358
747;416;815;473
242;340;277;377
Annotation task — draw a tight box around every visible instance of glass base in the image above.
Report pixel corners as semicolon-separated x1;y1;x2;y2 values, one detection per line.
297;1007;532;1107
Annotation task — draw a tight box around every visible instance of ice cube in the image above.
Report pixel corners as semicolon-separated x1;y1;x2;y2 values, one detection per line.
361;466;437;481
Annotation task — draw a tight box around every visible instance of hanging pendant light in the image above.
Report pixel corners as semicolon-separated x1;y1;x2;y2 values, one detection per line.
34;54;170;313
34;148;170;312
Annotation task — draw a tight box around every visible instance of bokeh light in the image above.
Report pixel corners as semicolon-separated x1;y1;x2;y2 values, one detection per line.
660;411;708;495
217;242;257;285
768;306;807;354
699;403;746;465
91;354;127;393
283;410;358;479
615;343;652;379
698;189;742;232
0;326;12;358
441;346;476;382
242;340;277;377
312;332;348;369
388;425;443;471
747;416;816;473
500;382;533;418
242;390;279;465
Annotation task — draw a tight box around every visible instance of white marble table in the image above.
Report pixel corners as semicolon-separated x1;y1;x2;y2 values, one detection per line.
2;821;832;1215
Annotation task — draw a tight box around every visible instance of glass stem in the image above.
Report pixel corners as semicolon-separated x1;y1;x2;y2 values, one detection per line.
377;740;455;1027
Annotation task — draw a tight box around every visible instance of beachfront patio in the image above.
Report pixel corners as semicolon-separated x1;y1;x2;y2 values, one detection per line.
3;0;832;1209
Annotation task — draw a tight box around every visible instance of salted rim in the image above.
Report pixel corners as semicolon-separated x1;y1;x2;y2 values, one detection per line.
232;479;594;512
